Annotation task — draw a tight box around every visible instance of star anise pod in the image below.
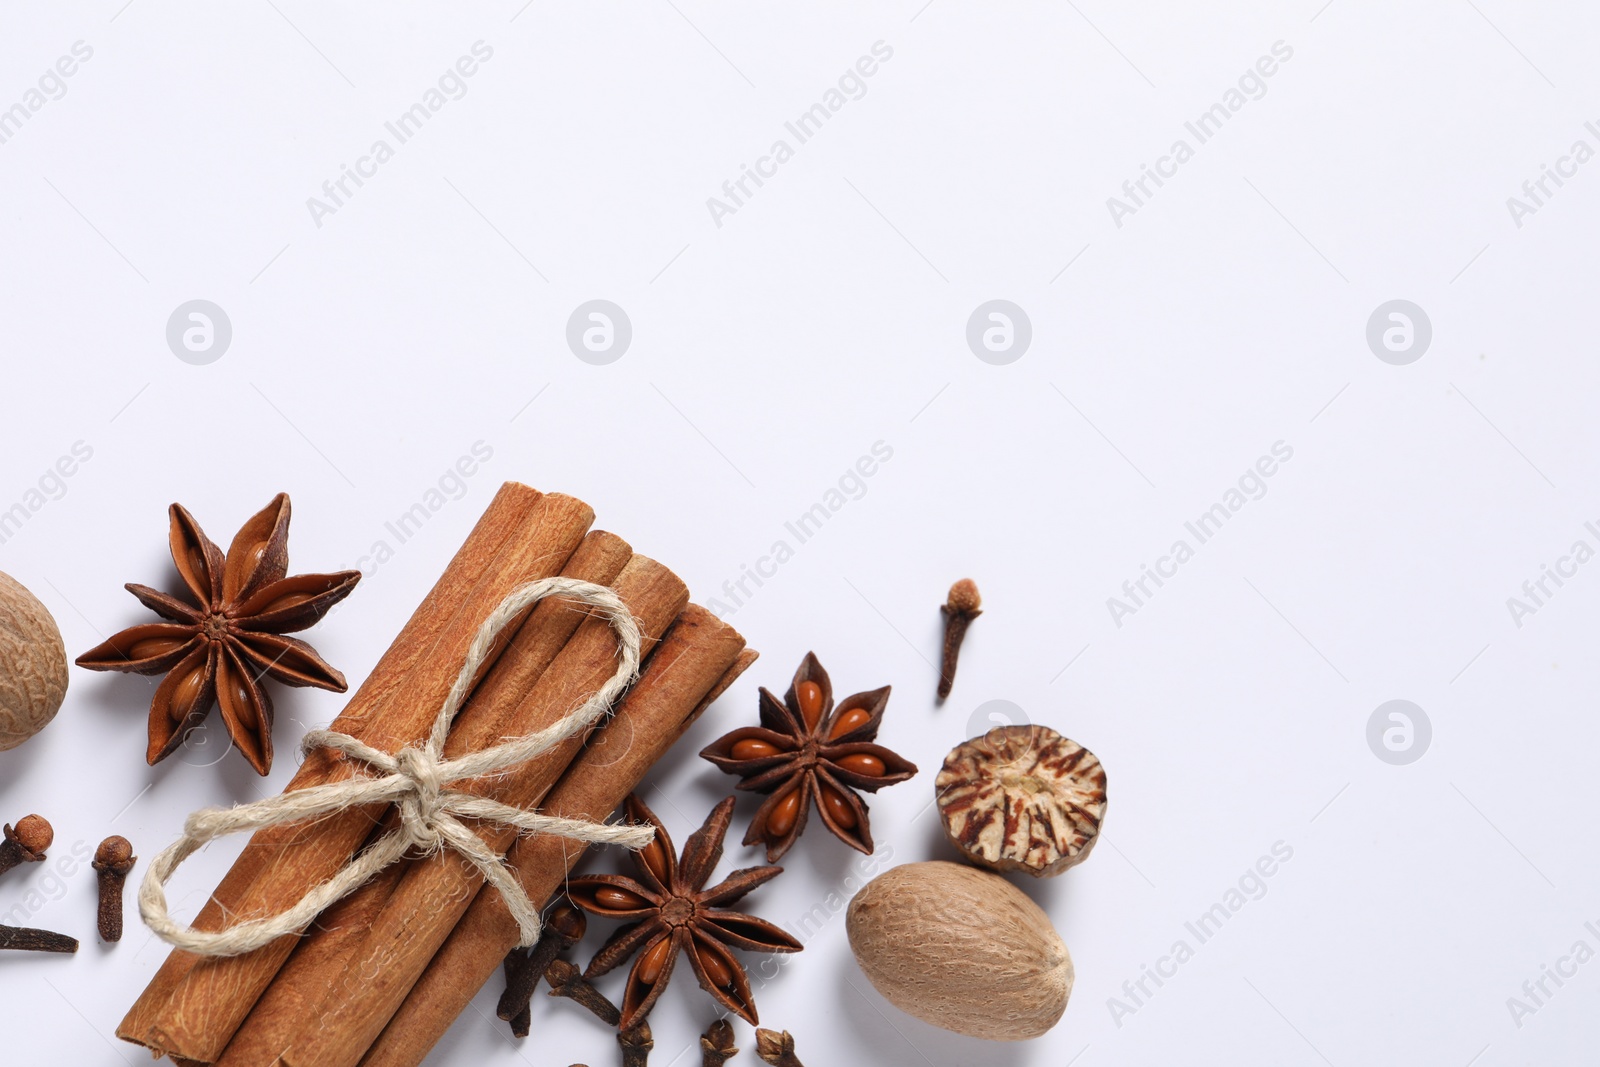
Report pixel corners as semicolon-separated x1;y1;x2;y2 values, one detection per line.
700;652;917;862
566;794;802;1029
76;494;359;775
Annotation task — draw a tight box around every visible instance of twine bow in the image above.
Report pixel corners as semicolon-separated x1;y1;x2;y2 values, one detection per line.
138;577;655;957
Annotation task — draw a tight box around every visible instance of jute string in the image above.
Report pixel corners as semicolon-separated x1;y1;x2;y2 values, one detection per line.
138;577;655;957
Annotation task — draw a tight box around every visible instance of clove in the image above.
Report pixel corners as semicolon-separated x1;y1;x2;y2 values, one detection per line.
498;901;587;1034
545;958;622;1027
937;579;981;701
92;836;136;943
0;923;78;954
0;815;52;878
501;951;534;1038
754;1029;805;1067
618;1019;653;1067
700;1018;737;1067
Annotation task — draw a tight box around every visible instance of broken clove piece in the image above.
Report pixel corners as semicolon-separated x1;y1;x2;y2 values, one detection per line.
0;923;77;954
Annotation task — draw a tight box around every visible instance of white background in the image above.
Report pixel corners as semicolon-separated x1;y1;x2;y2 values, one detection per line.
0;2;1595;1065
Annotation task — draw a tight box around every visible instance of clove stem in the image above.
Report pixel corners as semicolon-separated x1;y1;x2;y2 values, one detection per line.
937;579;981;701
498;901;587;1029
545;958;623;1027
0;924;78;954
501;951;534;1038
93;836;136;943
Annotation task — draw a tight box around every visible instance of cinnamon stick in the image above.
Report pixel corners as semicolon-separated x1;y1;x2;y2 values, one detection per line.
362;613;754;1067
120;484;596;1063
122;482;552;1048
272;555;690;1067
214;529;634;1066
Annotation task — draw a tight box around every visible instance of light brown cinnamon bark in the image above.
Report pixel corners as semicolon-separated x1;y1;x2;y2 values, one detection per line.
361;618;755;1067
271;556;690;1067
213;529;634;1066
119;484;596;1063
122;483;552;1047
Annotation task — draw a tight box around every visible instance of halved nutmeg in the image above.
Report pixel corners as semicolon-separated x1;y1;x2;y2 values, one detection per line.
935;724;1106;878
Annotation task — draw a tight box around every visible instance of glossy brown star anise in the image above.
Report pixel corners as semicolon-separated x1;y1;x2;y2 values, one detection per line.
76;494;359;775
566;794;802;1029
700;652;917;861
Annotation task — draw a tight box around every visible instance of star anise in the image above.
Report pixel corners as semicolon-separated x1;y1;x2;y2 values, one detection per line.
566;794;802;1029
700;652;917;861
75;494;359;775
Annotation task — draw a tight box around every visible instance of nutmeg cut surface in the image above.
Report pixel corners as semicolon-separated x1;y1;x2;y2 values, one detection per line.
0;572;68;751
846;861;1072;1041
936;724;1106;877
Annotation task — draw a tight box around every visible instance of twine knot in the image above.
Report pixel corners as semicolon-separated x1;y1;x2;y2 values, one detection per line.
392;747;447;852
137;577;657;957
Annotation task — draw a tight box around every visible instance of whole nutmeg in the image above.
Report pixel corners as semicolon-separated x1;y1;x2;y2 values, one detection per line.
0;572;68;751
846;861;1072;1040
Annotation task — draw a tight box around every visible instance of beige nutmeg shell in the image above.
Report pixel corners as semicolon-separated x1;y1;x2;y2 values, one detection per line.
0;572;68;751
846;861;1072;1041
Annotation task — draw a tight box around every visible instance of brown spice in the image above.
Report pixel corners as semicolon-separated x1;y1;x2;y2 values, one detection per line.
276;555;689;1067
545;958;622;1026
0;814;52;877
499;953;534;1039
700;1018;737;1066
754;1029;805;1066
937;578;981;701
0;572;69;751
0;923;78;953
358;624;756;1067
936;724;1106;878
75;494;360;775
497;901;586;1035
117;484;594;1065
568;795;801;1028
93;836;136;942
846;860;1072;1040
701;652;917;860
618;1019;653;1067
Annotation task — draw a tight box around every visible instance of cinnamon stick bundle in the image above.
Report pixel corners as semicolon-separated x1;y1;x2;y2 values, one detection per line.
258;555;689;1067
211;529;634;1066
364;628;756;1067
120;484;596;1063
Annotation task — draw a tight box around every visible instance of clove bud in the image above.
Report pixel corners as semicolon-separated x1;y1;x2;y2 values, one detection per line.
701;1018;737;1067
92;836;136;943
754;1028;806;1067
618;1019;653;1067
937;579;981;701
0;814;52;878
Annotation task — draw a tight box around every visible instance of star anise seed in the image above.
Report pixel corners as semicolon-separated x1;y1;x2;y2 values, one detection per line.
76;494;359;775
700;652;917;861
567;794;802;1029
